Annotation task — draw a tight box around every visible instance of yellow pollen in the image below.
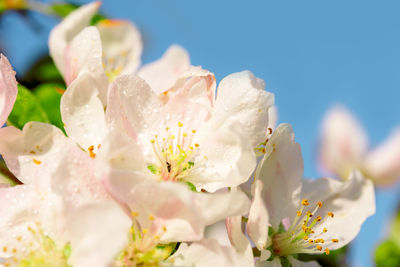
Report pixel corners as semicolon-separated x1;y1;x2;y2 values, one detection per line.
297;211;302;216
316;216;322;221
325;248;330;255
332;239;339;243
131;211;139;217
303;236;308;240
328;212;334;218
178;122;183;127
308;239;314;244
317;201;323;208
192;130;196;133
320;239;325;243
97;144;102;149
183;132;188;137
32;158;41;165
316;245;322;251
149;215;155;221
154;235;160;240
166;127;170;131
302;199;309;206
323;228;328;233
194;143;200;148
162;226;167;232
306;211;313;217
16;236;22;241
150;139;156;144
12;248;17;254
142;229;148;234
3;246;7;252
88;145;96;158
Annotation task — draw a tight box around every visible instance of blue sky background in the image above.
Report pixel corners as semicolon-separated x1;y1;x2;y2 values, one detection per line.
2;0;400;266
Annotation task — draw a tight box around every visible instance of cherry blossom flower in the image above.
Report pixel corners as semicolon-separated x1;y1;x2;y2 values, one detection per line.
49;1;190;103
227;123;375;266
318;105;400;186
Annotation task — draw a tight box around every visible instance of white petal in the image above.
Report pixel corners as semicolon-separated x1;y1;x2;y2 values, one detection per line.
212;71;274;147
226;216;254;266
363;128;400;186
137;45;190;94
247;180;270;250
256;123;303;229
165;238;253;267
318;106;368;178
106;74;163;146
97;19;142;76
0;54;17;126
66;201;131;267
0;122;77;185
49;2;101;78
187;123;256;192
116;180;249;243
65;26;108;102
255;257;281;267
61;72;107;151
300;170;375;250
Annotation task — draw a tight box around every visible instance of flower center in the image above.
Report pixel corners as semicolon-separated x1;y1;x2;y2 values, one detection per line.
113;212;174;267
271;199;338;256
2;223;70;267
147;122;200;182
103;50;129;82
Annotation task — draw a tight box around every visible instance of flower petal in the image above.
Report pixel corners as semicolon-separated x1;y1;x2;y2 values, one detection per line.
66;201;131;267
0;122;77;185
0;54;17;126
49;2;101;78
212;71;274;147
97;19;142;77
318;105;368;178
247;180;270;250
363;128;400;186
61;72;107;151
255;123;303;229
300;170;375;250
137;45;190;94
289;257;320;267
187;123;256;192
165;238;253;267
64;26;108;103
226;216;254;266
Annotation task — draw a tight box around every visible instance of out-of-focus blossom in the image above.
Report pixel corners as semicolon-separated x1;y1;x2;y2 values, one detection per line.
0;123;131;266
49;2;190;103
318;105;400;186
0;54;18;127
227;123;375;266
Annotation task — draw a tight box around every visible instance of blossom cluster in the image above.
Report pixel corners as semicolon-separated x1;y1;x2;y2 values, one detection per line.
0;2;386;266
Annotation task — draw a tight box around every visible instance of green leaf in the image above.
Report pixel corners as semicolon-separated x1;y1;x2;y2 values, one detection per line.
33;83;64;130
390;211;400;247
375;240;400;267
50;3;79;18
7;85;49;129
21;56;64;85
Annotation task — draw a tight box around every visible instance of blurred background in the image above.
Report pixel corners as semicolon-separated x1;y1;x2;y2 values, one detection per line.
1;0;400;266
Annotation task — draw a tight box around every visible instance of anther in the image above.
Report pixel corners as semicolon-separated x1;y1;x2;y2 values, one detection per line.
297;211;302;216
332;239;339;243
32;158;41;165
316;245;322;251
302;199;309;206
323;228;327;233
131;211;139;217
328;212;334;218
317;201;323;208
178;122;183;127
325;248;330;255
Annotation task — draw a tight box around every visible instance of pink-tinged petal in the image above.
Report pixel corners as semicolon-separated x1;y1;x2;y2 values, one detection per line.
318;105;368;178
109;179;249;243
0;54;17;126
247;180;269;250
61;72;107;151
137;45;190;94
97;19;142;77
0;122;78;185
212;71;274;147
162;66;216;107
187;123;257;192
0;185;64;259
166;238;253;267
64;26;108;103
49;2;101;78
363;128;400;186
300;170;375;250
205;221;231;247
106;74;163;149
66;201;131;267
226;216;254;266
256;123;303;229
289;257;320;267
